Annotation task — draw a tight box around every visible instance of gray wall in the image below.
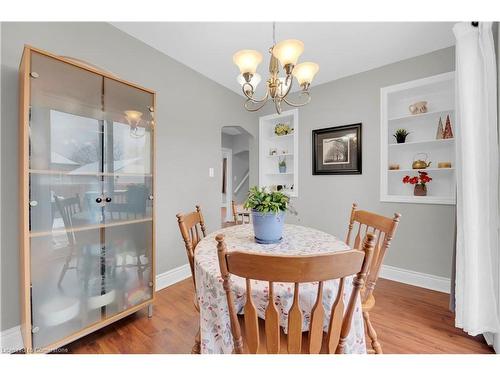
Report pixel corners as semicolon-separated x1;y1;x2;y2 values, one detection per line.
0;22;258;331
261;47;456;279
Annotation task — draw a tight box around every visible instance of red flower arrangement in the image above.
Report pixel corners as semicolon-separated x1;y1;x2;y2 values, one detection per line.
402;171;432;186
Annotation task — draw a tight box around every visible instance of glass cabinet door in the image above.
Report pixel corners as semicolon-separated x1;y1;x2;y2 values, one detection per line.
102;78;155;314
29;52;105;349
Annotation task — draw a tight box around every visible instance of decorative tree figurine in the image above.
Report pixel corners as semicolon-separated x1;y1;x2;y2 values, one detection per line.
443;114;454;139
436;117;444;139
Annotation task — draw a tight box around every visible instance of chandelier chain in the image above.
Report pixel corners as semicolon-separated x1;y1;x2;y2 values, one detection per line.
272;22;276;45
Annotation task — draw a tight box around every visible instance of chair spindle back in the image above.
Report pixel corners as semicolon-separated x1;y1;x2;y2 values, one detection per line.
216;233;376;354
176;205;207;286
345;203;401;302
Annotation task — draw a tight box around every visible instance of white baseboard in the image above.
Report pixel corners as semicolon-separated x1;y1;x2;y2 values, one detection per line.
380;264;451;294
0;325;23;353
155;263;191;291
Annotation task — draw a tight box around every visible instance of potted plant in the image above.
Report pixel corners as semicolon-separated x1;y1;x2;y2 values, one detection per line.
402;171;432;196
278;157;287;173
244;186;295;244
393;128;410;144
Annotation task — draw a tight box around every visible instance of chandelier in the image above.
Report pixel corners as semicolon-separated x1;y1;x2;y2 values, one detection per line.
232;23;319;114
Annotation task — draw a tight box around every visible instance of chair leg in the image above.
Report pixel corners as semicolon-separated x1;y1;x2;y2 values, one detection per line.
191;327;201;354
363;311;383;354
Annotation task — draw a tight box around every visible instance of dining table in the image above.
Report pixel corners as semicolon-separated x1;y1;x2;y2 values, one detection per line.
194;223;367;354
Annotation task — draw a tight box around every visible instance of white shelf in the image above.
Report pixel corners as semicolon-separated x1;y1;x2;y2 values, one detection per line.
267;153;293;158
380;72;456;205
389;108;454;122
259;109;299;197
389;138;454;147
381;194;456;205
269;133;295;140
388;168;454;173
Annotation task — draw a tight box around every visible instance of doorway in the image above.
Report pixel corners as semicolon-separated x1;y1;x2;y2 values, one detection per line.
221;147;233;223
221;126;251;224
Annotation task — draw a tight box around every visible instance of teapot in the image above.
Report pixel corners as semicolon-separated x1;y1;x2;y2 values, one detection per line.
412;153;431;169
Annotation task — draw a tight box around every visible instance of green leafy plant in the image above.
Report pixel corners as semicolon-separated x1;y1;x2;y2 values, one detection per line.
393;128;410;143
244;186;296;214
278;158;286;168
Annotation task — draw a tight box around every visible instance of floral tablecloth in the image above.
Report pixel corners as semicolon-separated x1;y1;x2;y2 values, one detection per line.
194;224;366;354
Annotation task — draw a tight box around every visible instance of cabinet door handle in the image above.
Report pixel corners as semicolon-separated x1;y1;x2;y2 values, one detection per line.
95;197;102;203
105;197;112;203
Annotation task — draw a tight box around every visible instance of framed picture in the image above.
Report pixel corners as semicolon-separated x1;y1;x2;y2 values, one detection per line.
312;123;362;175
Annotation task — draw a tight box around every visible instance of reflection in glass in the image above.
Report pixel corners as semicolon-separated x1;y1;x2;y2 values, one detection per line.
103;176;152;224
105;222;153;317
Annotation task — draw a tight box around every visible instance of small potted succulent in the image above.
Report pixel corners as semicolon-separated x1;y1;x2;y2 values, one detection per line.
403;171;432;196
393;128;410;144
244;186;295;244
278;157;287;173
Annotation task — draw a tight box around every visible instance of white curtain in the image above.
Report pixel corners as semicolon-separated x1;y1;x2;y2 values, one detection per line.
454;22;500;344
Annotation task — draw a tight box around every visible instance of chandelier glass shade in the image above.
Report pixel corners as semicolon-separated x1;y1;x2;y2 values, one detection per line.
124;110;145;138
232;30;319;114
232;50;263;75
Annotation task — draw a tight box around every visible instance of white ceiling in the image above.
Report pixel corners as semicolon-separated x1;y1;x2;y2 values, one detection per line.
112;22;455;96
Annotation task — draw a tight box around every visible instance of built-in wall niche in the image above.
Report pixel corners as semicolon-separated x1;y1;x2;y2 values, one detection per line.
259;109;298;197
380;72;456;205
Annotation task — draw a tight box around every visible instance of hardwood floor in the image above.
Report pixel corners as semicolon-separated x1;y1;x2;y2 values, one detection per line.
63;277;494;354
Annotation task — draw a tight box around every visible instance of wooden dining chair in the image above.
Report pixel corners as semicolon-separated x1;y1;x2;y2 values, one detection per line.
345;203;401;354
54;193;82;286
232;200;251;224
176;205;207;354
215;232;376;354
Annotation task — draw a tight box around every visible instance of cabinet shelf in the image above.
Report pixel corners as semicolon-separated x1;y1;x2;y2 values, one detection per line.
269;133;294;140
30;217;153;238
267;153;293;158
388;167;454;173
388;138;454;148
388;108;454;122
381;194;456;205
29;169;153;177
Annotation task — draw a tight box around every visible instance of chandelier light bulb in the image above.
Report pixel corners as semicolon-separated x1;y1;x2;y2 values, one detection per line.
272;39;304;68
237;73;261;88
232;49;263;74
292;62;319;86
124;110;143;125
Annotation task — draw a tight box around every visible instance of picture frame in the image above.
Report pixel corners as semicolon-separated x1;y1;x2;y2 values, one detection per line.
312;123;362;175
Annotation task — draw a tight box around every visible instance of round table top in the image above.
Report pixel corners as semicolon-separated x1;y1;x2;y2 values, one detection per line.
195;223;350;257
194;223;366;354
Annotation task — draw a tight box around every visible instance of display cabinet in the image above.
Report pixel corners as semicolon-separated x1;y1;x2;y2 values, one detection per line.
259;109;299;197
19;46;156;352
380;72;456;205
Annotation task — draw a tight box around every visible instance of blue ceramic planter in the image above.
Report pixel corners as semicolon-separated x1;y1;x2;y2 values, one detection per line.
279;165;287;173
252;209;285;244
